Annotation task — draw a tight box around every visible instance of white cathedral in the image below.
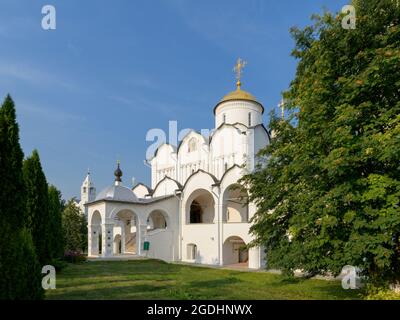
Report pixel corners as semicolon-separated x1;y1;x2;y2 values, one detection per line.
79;60;270;269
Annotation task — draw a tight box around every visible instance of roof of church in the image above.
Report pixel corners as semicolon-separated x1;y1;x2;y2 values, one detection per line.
220;86;258;104
94;162;137;202
95;184;138;202
214;85;264;114
87;193;175;206
214;58;264;113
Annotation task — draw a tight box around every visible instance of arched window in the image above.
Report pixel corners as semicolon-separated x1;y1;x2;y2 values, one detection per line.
147;211;167;230
223;114;226;123
83;187;87;193
190;201;202;223
188;138;197;153
248;112;252;126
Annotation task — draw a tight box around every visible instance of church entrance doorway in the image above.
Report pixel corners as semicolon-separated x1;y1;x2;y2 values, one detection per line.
223;236;248;267
90;211;102;256
115;210;137;255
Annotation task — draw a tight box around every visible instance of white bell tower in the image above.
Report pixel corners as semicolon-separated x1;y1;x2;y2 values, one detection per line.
80;169;96;216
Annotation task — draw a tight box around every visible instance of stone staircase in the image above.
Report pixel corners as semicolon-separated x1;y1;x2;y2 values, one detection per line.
125;232;136;253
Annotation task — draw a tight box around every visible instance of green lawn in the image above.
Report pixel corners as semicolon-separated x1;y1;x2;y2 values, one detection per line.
46;259;363;300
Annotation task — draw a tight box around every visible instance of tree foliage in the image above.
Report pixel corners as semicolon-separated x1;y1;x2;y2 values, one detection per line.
242;0;400;283
62;199;87;253
48;185;65;259
0;95;43;299
0;95;25;229
23;150;52;265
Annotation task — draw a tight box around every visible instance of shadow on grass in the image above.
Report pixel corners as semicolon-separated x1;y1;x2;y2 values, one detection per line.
188;276;241;289
47;284;171;300
266;276;363;300
57;277;176;289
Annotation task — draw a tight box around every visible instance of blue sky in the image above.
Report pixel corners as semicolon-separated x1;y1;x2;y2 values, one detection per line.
0;0;349;200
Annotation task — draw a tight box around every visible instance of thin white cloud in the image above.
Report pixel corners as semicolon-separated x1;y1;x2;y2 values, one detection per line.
166;0;274;53
0;60;79;91
126;77;158;90
107;93;186;116
18;101;84;125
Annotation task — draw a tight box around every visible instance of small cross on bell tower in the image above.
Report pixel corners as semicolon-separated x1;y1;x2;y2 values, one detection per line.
278;98;285;120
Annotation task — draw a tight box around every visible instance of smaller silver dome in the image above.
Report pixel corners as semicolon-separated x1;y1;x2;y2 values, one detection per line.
95;184;138;202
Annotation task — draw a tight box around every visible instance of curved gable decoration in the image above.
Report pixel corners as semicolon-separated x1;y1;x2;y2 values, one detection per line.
177;130;208;156
132;183;152;198
152;143;177;160
219;164;243;185
182;169;219;191
209;122;271;145
210;123;245;144
215;122;247;133
151;176;183;197
132;182;151;192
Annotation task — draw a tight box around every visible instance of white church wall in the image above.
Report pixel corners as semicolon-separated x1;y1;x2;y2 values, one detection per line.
182;224;219;265
177;131;209;184
209;126;245;179
253;125;270;157
248;246;265;269
219;165;263;268
181;171;220;265
223;223;252;245
143;202;180;262
151;144;177;188
145;229;175;262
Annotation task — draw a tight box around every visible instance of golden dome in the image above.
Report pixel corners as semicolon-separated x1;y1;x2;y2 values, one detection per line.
220;82;258;103
214;81;264;114
213;59;264;114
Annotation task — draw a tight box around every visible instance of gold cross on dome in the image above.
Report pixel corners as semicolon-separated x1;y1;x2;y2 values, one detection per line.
233;58;247;88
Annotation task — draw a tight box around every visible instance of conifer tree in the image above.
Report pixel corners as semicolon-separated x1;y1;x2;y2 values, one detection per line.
23;150;52;265
0;95;43;299
243;0;400;284
48;185;65;259
0;95;25;229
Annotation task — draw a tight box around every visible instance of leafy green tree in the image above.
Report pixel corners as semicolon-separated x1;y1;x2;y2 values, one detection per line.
0;95;43;299
48;185;65;259
243;0;400;284
62;199;87;253
23;150;52;265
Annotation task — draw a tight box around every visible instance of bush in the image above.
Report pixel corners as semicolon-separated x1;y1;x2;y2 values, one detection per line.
51;258;68;272
63;250;87;263
0;228;44;300
13;229;44;300
366;284;400;300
